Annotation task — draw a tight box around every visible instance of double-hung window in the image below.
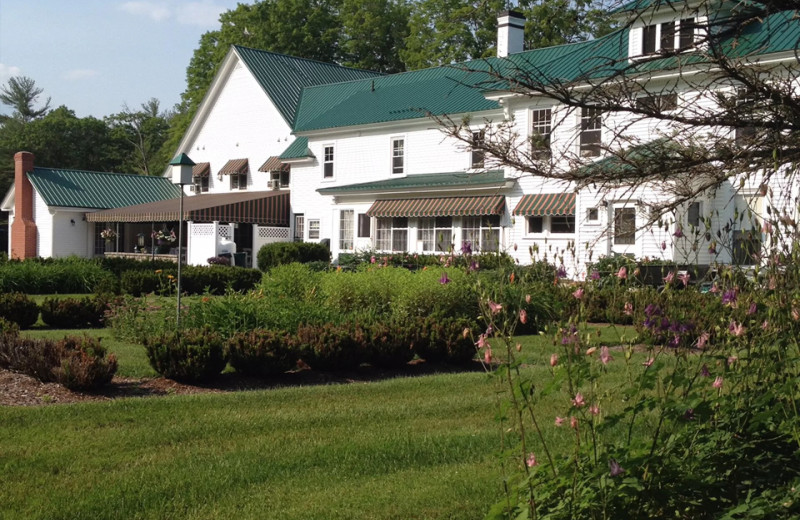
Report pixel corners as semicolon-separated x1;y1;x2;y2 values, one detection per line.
614;207;636;245
462;216;500;252
419;217;453;252
530;108;552;157
192;175;209;193
323;145;334;179
471;131;485;168
339;210;354;250
580;107;602;157
391;138;405;174
230;171;247;190
308;219;320;240
375;217;408;252
294;214;305;241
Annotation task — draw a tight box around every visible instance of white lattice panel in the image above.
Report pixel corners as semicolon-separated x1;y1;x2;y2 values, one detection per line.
192;224;214;236
217;226;232;239
258;227;290;238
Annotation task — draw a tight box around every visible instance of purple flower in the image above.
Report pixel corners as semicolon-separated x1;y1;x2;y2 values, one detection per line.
469;260;479;272
708;243;718;255
590;270;600;281
673;228;684;238
721;289;738;306
439;272;451;285
747;302;757;315
683;408;695;421
701;364;710;377
609;459;625;477
556;265;567;278
461;241;472;255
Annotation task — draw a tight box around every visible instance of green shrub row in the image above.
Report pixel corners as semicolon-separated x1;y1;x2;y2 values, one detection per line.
257;241;331;271
0;258;116;294
40;294;118;329
336;249;516;271
144;317;479;383
0;293;40;329
120;265;263;296
0;328;117;390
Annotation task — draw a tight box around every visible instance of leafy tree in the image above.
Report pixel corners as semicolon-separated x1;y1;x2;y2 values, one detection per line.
107;98;172;175
340;0;410;73
0;76;51;124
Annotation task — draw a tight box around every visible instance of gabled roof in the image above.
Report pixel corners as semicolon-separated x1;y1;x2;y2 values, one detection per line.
27;168;181;209
317;170;507;194
234;45;382;126
280;137;314;160
293;8;800;133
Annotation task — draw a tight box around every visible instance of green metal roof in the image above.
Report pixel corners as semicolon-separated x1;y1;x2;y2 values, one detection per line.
279;137;314;160
293;8;799;132
27;168;181;209
234;45;382;125
317;170;507;194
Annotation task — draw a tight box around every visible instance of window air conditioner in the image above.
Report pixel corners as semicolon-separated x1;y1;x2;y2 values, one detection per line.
269;179;281;190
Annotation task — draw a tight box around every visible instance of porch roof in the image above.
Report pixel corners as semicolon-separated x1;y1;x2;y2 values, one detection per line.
318;170;506;194
85;191;290;226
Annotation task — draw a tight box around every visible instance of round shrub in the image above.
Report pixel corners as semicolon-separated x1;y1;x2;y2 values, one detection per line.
257;241;330;271
54;335;118;390
415;316;478;365
226;329;298;377
0;292;39;329
144;327;227;382
296;322;367;371
40;295;111;329
0;317;19;337
366;321;416;369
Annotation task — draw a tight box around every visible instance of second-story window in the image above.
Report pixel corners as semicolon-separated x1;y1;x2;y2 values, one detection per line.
580;106;602;157
192;175;209;193
323;145;334;178
230;171;247;190
679;18;696;50
471;131;485;168
530;108;552;157
392;138;405;174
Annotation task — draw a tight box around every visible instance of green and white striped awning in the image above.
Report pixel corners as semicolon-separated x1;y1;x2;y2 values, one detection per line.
367;195;505;218
513;193;575;216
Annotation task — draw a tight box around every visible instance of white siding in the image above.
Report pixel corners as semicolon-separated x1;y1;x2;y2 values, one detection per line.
33;190;52;258
51;210;91;258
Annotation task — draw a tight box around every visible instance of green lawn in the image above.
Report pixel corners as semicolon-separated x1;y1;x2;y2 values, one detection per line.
3;324;650;519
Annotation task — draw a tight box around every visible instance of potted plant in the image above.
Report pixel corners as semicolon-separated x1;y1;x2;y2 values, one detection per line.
152;229;177;254
100;228;117;252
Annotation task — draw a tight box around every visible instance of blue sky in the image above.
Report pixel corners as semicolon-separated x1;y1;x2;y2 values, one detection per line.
0;0;243;119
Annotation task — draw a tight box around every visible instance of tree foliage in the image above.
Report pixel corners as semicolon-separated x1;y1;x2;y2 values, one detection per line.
106;98;172;175
0;76;51;124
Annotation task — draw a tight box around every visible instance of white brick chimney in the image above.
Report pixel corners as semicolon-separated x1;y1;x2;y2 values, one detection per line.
497;10;526;58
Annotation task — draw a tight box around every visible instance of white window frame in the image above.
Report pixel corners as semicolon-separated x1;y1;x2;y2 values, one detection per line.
339;210;354;251
525;215;576;236
580;106;602;157
586;207;600;224
462;215;501;252
323;144;335;180
294;214;305;241
308;219;320;240
471;130;485;169
687;201;702;228
530;108;552;158
419;217;453;252
375;217;409;252
391;136;405;175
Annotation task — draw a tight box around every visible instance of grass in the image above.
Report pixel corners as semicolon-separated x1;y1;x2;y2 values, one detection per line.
4;321;653;519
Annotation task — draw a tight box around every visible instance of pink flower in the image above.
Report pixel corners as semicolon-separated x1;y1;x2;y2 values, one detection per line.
525;452;538;467
729;321;746;337
516;343;522;352
555;416;565;427
661;240;667;251
484;346;493;364
727;356;738;366
762;320;769;330
617;266;627;280
642;357;654;367
713;375;723;389
747;302;757;315
488;301;503;314
370;255;376;264
570;416;578;429
589;404;600;416
476;334;488;350
600;346;612;365
673;228;684;238
519;309;528;324
550;353;558;367
762;221;773;234
572;287;585;300
697;331;710;349
793;308;800;322
678;272;690;286
525;294;531;304
585;346;597;356
572;392;586;407
664;271;675;284
624;302;633;316
609;459;625;477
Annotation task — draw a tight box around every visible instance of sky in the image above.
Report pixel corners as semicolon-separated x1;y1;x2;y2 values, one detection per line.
0;0;244;119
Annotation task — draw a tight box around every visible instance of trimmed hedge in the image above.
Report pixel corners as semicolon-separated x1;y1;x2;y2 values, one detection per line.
120;265;263;296
226;329;297;377
257;241;330;271
144;327;227;382
0;257;116;294
0;293;39;329
40;294;116;329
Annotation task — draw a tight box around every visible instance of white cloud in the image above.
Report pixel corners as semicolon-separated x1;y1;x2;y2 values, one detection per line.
64;69;100;81
0;64;23;84
174;1;228;27
119;2;172;22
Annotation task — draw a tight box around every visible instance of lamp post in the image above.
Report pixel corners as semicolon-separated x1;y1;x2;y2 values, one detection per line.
169;153;195;328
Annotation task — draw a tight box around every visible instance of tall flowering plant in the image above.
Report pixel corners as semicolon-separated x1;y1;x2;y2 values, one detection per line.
100;228;117;240
152;229;177;244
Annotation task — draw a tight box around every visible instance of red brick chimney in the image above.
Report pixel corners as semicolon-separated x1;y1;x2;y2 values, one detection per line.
10;151;37;259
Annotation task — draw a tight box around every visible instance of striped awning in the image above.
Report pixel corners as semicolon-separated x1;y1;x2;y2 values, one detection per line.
192;162;211;178
258;156;289;172
86;191;290;226
367;195;505;218
218;158;249;176
513;193;576;216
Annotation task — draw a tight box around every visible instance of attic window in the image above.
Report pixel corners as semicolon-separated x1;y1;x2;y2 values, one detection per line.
641;21;677;55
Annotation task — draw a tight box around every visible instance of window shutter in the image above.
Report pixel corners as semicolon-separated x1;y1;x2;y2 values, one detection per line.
628;26;643;58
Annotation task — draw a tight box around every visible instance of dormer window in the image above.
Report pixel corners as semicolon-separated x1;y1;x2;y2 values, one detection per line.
679;18;696;50
634;17;696;57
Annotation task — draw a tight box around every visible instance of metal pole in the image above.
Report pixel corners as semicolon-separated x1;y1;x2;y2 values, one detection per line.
177;187;184;328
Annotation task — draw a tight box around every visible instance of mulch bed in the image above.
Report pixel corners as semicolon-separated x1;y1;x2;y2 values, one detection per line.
0;360;485;407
